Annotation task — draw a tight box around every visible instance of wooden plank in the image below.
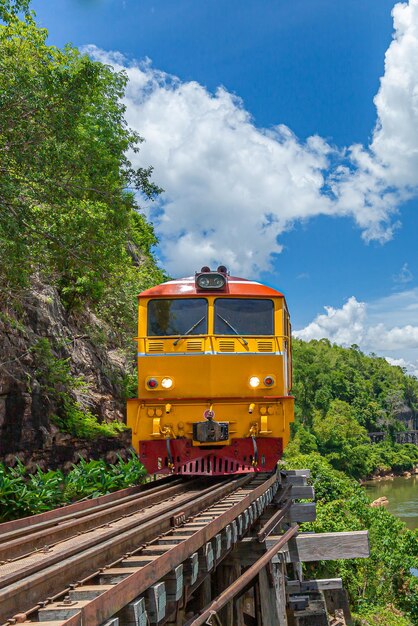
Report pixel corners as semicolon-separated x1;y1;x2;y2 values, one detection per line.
269;531;369;563
163;564;183;602
69;585;114;600
285;469;311;477
287;503;316;523
183;552;199;586
147;583;166;624
290;485;315;499
282;475;307;486
235;537;266;567
116;596;147;626
38;601;91;621
258;566;282;625
286;578;343;594
272;562;288;626
292;600;328;626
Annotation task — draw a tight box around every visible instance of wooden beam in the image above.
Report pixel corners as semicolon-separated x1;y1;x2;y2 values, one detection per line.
268;531;369;563
282;475;307;486
291;599;328;626
284;469;311;477
286;502;316;523
290;485;315;499
286;578;343;594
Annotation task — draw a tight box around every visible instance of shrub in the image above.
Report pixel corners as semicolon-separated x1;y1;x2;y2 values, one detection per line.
32;338;126;439
0;452;147;521
63;453;147;501
0;460;64;521
284;450;418;623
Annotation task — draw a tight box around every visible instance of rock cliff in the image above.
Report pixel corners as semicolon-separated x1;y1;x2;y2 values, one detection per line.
0;278;133;469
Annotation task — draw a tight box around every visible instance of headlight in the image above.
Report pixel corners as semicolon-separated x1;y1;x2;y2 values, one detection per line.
249;376;260;388
196;272;226;290
161;377;173;389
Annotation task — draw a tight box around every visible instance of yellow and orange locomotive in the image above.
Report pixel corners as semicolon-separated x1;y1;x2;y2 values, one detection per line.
127;267;294;475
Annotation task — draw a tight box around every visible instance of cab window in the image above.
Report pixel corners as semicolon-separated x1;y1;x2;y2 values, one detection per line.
214;299;274;336
148;298;208;336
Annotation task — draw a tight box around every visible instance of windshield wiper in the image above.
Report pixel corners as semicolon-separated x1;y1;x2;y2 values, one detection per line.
173;316;206;346
216;313;248;346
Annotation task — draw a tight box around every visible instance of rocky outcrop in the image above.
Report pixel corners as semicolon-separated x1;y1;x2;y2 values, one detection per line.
0;278;132;465
2;430;133;473
370;496;389;508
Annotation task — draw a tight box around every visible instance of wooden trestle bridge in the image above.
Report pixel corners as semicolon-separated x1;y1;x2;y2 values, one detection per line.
0;469;369;626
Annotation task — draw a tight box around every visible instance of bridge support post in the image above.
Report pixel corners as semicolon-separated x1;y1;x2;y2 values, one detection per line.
257;564;288;626
213;552;244;626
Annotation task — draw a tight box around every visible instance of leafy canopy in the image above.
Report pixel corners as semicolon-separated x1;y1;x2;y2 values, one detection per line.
283;451;418;624
289;339;418;478
293;338;418;432
0;3;163;312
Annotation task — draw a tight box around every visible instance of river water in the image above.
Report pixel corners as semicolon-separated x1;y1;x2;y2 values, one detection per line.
363;475;418;530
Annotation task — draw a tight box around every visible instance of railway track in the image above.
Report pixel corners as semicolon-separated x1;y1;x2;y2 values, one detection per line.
0;475;187;562
0;471;282;625
0;469;370;626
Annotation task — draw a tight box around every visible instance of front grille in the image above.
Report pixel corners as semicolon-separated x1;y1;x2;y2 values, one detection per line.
186;340;203;352
179;455;253;475
219;340;235;352
148;341;164;352
257;341;274;352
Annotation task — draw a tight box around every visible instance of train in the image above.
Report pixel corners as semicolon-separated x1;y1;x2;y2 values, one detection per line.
127;266;294;475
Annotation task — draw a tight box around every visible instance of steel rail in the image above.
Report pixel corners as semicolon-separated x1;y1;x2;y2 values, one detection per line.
0;475;183;545
0;478;229;588
59;472;277;626
185;525;299;626
0;474;253;624
257;493;292;542
0;482;203;589
0;478;196;561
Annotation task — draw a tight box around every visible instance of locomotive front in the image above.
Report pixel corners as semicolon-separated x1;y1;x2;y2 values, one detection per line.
127;267;294;475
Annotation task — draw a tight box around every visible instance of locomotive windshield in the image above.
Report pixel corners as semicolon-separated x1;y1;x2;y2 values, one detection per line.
148;298;208;336
214;298;274;335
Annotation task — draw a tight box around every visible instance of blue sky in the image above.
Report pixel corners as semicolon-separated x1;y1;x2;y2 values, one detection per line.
31;0;418;371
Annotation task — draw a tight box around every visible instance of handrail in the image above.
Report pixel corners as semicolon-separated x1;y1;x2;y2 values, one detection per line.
185;525;299;626
134;334;291;341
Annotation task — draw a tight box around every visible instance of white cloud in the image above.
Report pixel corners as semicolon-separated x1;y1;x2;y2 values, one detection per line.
372;0;418;188
88;47;334;275
294;297;367;346
393;262;413;284
294;289;418;376
84;0;418;275
385;357;418;377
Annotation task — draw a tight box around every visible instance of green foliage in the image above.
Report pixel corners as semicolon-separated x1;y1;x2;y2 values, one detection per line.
0;452;146;521
283;451;361;502
0;459;64;521
121;367;139;400
290;422;418;480
312;400;369;449
291;339;418;479
284;451;418;624
62;453;147;501
0;5;165;331
353;605;413;626
32;338;126;439
0;0;31;23
293;339;418;431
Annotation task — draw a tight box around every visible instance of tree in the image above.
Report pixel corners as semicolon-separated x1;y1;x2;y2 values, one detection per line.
0;4;163;311
312;400;369;452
